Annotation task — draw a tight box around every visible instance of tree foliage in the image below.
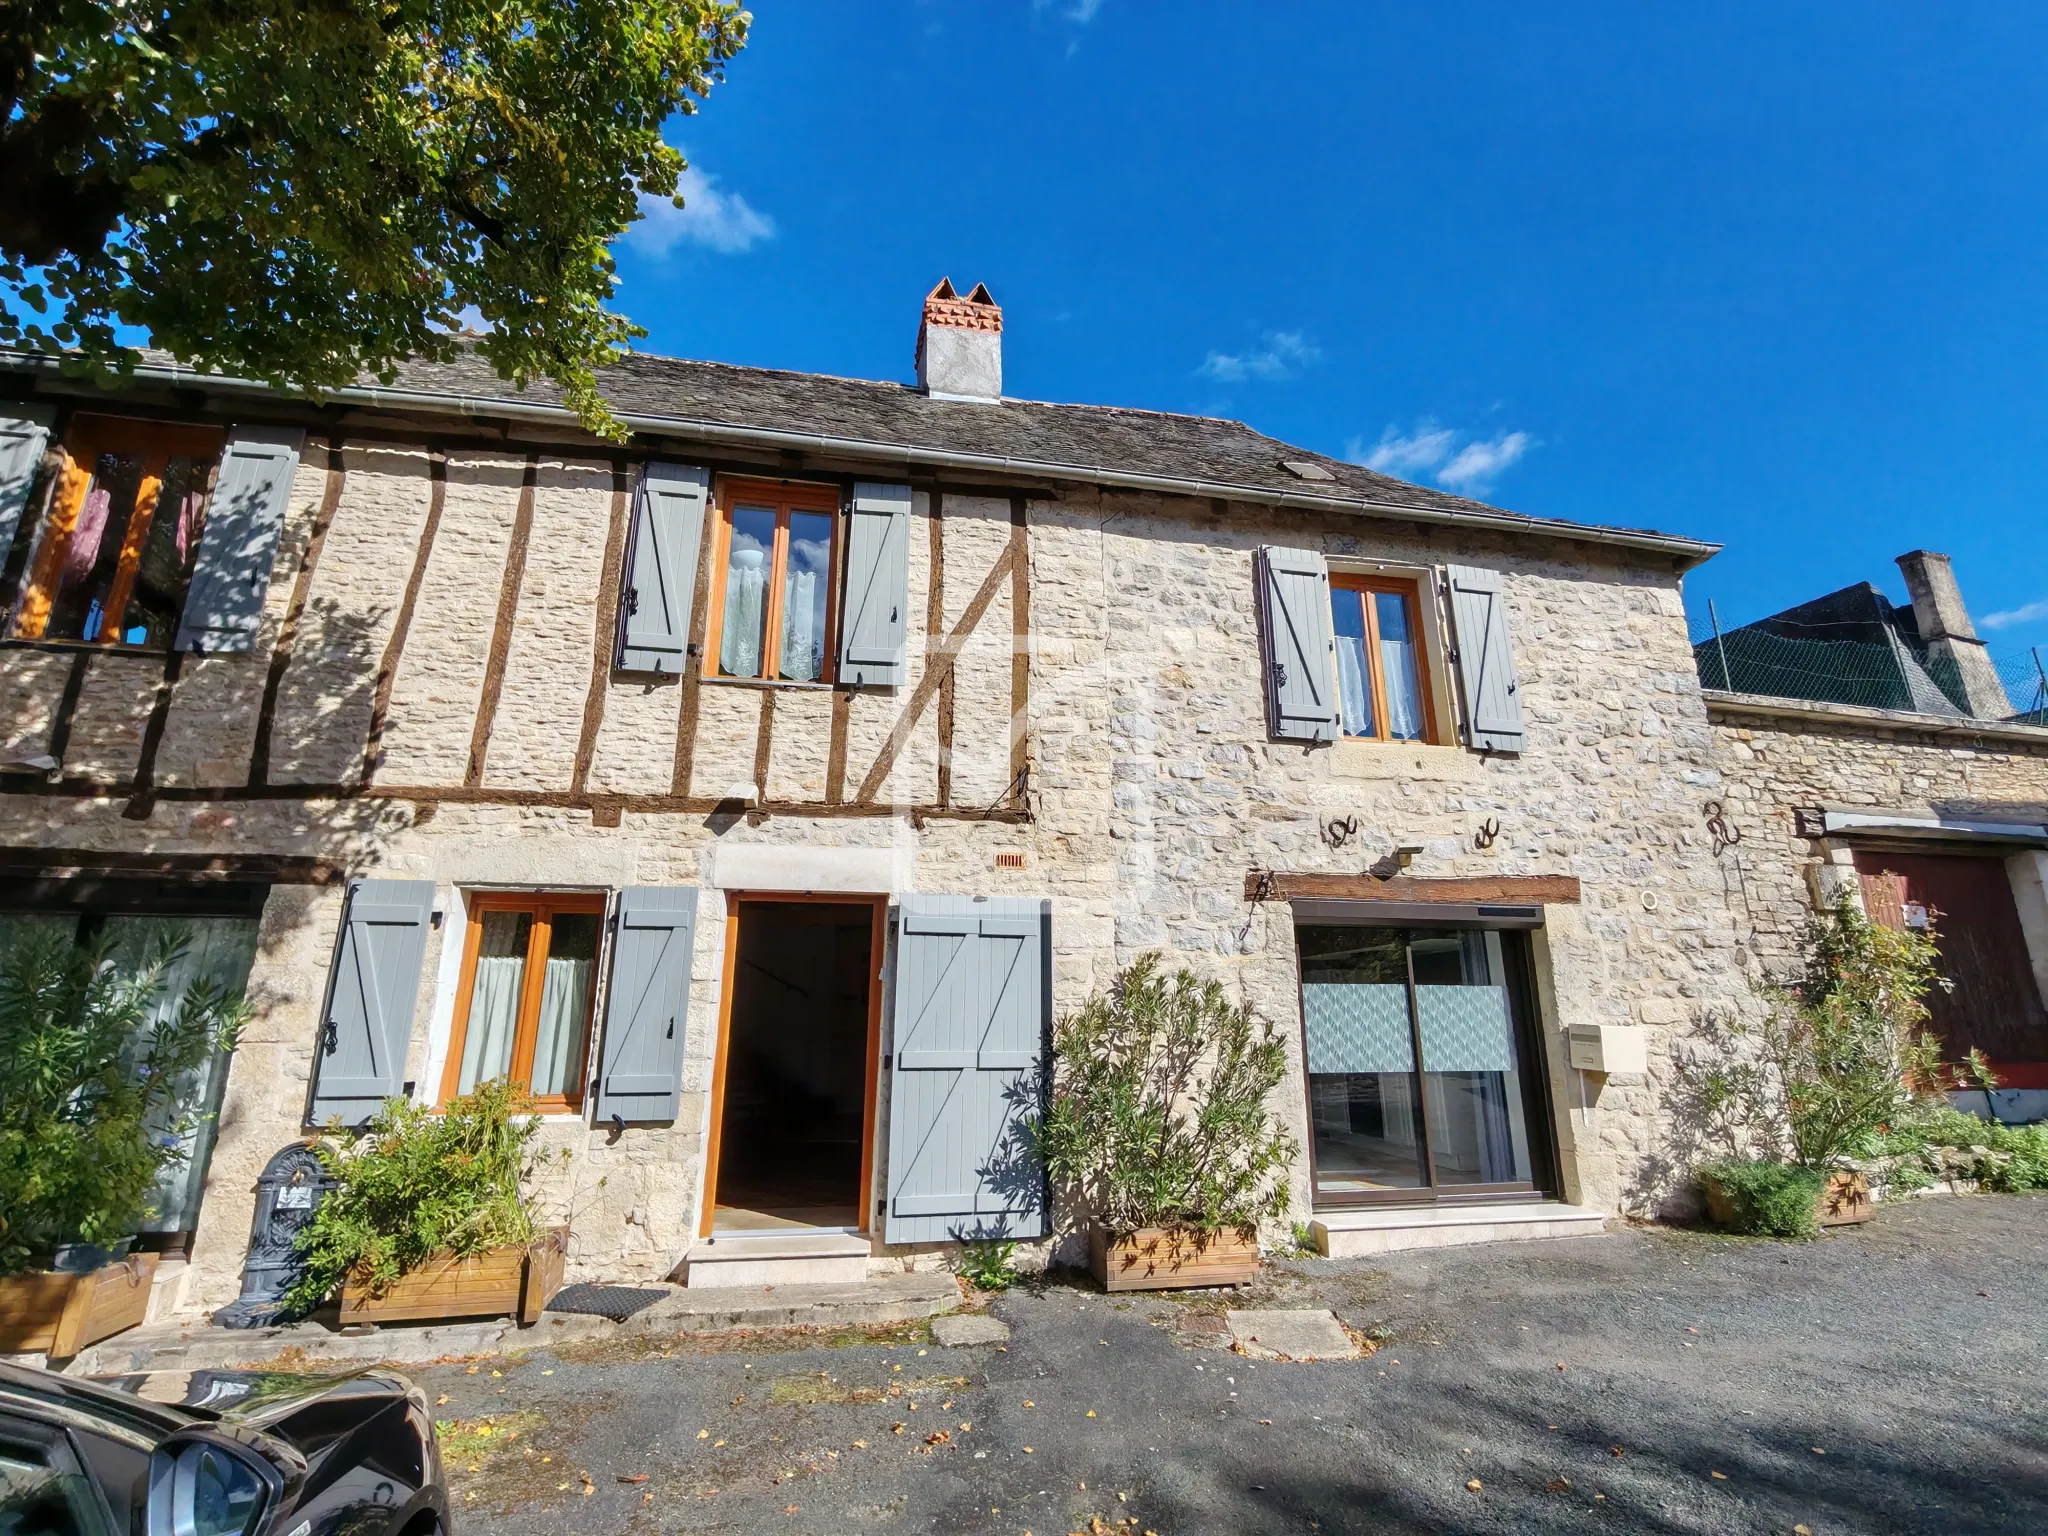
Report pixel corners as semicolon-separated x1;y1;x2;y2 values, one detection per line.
0;922;245;1276
0;0;749;438
1033;953;1297;1241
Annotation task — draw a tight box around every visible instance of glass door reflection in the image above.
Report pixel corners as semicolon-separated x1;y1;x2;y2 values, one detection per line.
1298;924;1539;1204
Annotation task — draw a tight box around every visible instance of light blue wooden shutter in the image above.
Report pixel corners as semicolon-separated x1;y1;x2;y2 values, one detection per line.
594;887;698;1123
0;406;55;565
1446;564;1526;752
308;879;433;1129
885;895;1049;1243
1257;546;1339;743
838;481;911;686
616;463;710;675
175;426;305;652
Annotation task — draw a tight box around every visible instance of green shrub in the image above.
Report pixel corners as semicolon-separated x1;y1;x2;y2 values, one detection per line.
0;923;245;1275
1700;1159;1825;1239
1033;953;1296;1242
1876;1106;2048;1192
284;1078;548;1315
1695;900;1975;1173
954;1238;1020;1292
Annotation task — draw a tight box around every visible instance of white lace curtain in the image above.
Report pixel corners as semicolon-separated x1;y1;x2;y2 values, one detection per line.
721;547;767;675
458;911;592;1098
780;569;818;681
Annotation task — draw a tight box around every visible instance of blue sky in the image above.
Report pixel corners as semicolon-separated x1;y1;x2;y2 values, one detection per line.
616;2;2048;667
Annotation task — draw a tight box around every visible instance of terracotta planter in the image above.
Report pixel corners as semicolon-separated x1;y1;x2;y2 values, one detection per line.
0;1253;158;1359
1700;1169;1873;1231
1089;1225;1260;1292
339;1228;566;1327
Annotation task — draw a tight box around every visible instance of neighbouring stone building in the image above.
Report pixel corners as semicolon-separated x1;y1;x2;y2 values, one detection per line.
1696;554;2048;1120
3;279;2036;1327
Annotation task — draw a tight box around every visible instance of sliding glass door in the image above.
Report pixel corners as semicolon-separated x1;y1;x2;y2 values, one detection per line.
1297;922;1551;1205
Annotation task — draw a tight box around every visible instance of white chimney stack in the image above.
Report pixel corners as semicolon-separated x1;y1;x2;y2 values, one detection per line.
915;278;1002;402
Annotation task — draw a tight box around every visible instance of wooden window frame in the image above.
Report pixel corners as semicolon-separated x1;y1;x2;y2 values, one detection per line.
438;891;610;1113
10;417;225;647
701;477;843;685
1329;573;1438;745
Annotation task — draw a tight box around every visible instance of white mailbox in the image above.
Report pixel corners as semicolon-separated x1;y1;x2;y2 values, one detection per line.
1568;1024;1648;1075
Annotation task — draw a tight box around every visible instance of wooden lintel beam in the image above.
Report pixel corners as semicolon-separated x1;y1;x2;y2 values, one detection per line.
1245;871;1582;905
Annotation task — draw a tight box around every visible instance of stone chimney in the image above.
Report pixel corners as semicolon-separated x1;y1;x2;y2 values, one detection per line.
1896;549;2013;718
915;278;1002;402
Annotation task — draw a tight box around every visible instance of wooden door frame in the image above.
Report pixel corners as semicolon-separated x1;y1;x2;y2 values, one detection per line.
699;891;889;1238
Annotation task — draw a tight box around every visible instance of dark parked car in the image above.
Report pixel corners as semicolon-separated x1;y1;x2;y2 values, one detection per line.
0;1361;448;1536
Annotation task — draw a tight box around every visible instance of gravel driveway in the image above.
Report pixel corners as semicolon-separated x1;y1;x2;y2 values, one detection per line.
419;1194;2048;1534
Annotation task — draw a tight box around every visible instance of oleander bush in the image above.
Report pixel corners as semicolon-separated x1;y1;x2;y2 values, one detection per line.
1033;953;1296;1243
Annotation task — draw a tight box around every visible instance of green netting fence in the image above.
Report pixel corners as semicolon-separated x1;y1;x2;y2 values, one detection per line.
1688;606;2048;723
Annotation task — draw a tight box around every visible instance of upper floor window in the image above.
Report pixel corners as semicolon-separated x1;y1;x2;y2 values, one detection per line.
705;478;839;683
10;419;224;647
1332;575;1434;743
441;892;606;1112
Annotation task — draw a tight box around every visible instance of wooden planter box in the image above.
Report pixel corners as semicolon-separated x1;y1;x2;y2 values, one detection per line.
1701;1170;1873;1230
1090;1226;1260;1292
0;1253;159;1359
339;1228;566;1327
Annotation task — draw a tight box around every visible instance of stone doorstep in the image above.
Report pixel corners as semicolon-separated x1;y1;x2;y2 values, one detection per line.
62;1273;960;1378
681;1230;873;1290
1312;1201;1607;1258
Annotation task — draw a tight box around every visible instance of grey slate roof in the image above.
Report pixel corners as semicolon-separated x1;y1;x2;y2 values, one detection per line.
4;343;1716;560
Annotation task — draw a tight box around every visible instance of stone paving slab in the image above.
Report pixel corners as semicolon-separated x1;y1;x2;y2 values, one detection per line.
1225;1308;1360;1361
930;1312;1011;1346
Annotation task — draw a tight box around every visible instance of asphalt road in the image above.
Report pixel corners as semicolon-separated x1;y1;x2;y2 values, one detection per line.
420;1194;2048;1535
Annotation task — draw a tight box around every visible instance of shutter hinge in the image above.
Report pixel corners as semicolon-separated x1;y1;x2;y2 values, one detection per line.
624;586;639;616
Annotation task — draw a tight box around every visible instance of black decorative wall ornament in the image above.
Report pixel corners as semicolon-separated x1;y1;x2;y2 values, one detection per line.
1321;814;1360;850
1474;817;1501;850
1704;800;1743;857
214;1142;335;1329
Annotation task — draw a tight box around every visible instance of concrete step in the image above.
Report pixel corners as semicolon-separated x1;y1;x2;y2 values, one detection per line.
683;1230;873;1289
1312;1201;1607;1257
65;1272;961;1376
620;1272;959;1333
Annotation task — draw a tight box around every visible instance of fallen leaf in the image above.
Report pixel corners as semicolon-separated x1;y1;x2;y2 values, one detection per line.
556;1483;570;1491
1795;1526;1813;1535
642;1491;653;1505
1023;1400;1035;1408
1258;1418;1272;1425
1710;1470;1728;1481
782;1506;799;1516
1556;1362;1567;1372
1686;1327;1698;1334
1547;1478;1571;1494
491;1371;503;1379
960;1421;972;1431
1610;1447;1626;1458
732;1394;746;1406
891;1423;907;1435
697;1430;709;1440
435;1395;449;1406
1466;1478;1483;1492
1023;1446;1034;1453
1812;1447;1826;1455
1087;1410;1097;1418
541;1369;553;1375
619;1474;649;1485
925;1430;951;1447
465;1366;479;1375
851;1440;868;1450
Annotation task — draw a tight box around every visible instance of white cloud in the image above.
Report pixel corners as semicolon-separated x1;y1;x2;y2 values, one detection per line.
1197;331;1319;383
1346;420;1536;496
1035;0;1104;21
1982;597;2048;631
626;163;775;257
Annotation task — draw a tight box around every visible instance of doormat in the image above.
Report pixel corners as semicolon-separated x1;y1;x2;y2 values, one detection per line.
546;1283;670;1321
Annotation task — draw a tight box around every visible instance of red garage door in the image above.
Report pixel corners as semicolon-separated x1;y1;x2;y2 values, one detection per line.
1855;851;2048;1083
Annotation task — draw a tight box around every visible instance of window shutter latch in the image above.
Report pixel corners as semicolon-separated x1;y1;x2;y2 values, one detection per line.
624;586;639;616
1272;662;1289;689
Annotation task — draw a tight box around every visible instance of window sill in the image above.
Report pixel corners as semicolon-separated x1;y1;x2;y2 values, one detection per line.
1329;738;1483;783
697;674;841;693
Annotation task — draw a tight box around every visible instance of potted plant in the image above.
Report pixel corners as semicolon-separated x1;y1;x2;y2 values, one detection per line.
284;1079;568;1326
1692;898;1978;1237
1035;954;1296;1291
0;923;245;1357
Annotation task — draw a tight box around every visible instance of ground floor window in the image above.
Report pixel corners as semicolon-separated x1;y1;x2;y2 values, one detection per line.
0;888;262;1240
441;892;606;1111
1296;921;1552;1206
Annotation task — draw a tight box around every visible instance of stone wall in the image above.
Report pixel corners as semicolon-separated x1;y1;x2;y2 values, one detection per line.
1;425;1762;1315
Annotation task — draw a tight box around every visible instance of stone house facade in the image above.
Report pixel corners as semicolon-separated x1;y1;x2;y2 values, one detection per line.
1;282;1765;1322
